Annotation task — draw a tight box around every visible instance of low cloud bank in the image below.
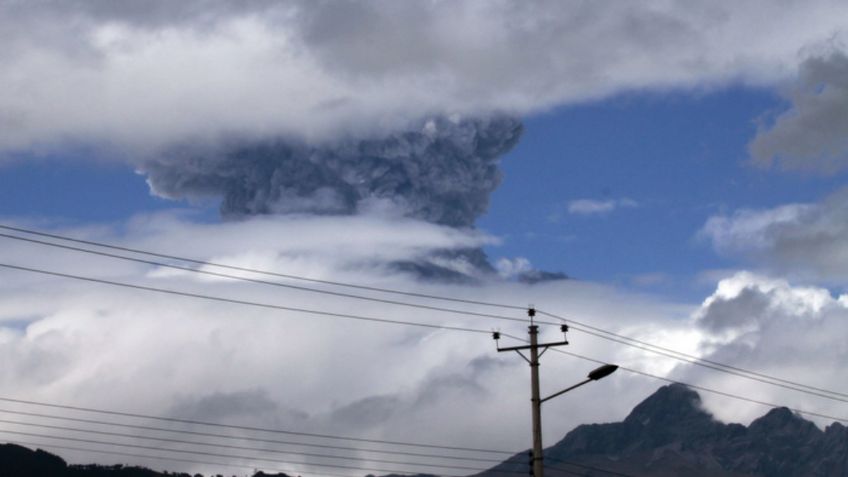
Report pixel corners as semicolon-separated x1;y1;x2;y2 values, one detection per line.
1;214;844;472
0;213;693;473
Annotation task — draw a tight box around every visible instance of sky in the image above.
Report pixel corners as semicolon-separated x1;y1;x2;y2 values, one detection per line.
2;1;848;476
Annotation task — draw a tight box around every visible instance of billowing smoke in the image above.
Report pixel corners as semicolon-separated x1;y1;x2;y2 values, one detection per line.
141;116;522;228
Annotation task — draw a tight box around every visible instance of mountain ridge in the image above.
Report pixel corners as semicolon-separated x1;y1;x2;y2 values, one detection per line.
475;384;848;477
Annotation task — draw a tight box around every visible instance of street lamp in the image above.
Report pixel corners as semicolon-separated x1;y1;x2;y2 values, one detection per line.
541;364;618;403
493;308;618;477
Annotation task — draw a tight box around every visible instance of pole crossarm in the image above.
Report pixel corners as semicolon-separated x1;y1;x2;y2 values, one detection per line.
495;340;569;353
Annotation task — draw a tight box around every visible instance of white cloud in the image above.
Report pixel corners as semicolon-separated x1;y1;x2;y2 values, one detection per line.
494;256;533;279
700;188;848;281
683;272;848;426
0;212;694;473
566;198;639;216
2;213;848;472
750;50;848;173
701;203;812;253
0;1;847;155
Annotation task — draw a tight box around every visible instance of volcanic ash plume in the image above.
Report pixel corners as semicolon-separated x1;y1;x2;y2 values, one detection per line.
141;116;523;227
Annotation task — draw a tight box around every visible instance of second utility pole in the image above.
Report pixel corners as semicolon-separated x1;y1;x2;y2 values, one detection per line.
494;307;569;477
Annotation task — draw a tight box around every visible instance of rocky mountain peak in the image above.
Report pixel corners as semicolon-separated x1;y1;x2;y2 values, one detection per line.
481;384;848;477
748;407;817;436
624;383;712;427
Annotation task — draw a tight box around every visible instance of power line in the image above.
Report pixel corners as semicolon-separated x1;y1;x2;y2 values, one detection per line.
539;465;584;477
545;456;636;477
0;415;630;477
565;323;848;404
544;344;848;425
5;247;848;413
13;439;604;477
0;394;512;455
0;408;501;463
5;260;848;428
5;227;839;474
4;439;358;477
538;310;848;400
0;261;494;336
3;354;844;477
4;227;847;405
0;407;636;477
0;223;525;311
0;231;528;324
0;429;485;477
0;418;502;473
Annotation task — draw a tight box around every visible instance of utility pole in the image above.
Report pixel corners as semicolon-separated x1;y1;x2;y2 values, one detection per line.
528;322;543;477
493;307;569;477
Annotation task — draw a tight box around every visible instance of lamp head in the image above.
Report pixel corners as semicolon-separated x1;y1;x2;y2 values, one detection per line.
587;364;618;381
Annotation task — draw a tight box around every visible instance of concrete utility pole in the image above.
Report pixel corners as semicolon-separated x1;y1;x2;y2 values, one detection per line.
528;323;543;477
493;307;617;477
493;308;568;477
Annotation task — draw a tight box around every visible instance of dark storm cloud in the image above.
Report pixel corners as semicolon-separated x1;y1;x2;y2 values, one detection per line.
141;116;523;227
701;188;848;281
326;354;501;430
695;286;774;333
327;394;401;429
750;50;848;173
169;389;279;420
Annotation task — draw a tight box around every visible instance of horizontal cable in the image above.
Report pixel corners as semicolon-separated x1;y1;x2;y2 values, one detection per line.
0;393;512;455
0;408;501;463
3;226;828;476
4;438;388;477
545;345;848;425
0;418;497;473
567;324;848;403
0;429;495;477
0;223;525;310
0;432;612;477
6;262;848;431
4;228;847;405
1;412;630;477
538;310;848;399
537;310;848;401
0;261;493;336
545;455;636;477
0;232;528;324
5;255;848;473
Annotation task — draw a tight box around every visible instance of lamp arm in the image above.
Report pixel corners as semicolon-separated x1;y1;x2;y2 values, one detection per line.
540;378;592;404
